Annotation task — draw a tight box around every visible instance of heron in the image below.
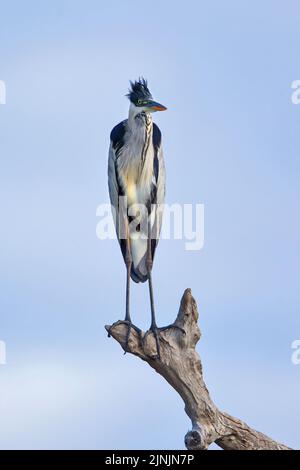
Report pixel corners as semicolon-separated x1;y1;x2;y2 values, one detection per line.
108;78;171;358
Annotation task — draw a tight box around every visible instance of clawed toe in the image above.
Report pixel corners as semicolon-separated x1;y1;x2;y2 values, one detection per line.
107;320;141;354
158;324;186;335
108;320;184;360
108;320;141;335
142;326;161;360
107;320;129;338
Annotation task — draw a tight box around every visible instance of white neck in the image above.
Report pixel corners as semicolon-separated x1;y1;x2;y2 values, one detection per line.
128;103;152;130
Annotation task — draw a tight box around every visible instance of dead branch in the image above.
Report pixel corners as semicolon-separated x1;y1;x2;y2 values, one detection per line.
105;289;291;450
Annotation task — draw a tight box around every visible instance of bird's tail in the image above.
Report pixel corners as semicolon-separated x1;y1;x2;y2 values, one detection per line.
130;265;148;283
129;235;158;283
129;236;149;283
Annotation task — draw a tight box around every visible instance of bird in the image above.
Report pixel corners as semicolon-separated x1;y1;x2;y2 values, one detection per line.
108;78;168;357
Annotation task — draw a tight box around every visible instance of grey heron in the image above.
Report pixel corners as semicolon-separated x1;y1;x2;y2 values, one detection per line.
108;78;169;358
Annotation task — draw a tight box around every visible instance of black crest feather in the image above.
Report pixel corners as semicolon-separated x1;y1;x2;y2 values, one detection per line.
126;77;152;104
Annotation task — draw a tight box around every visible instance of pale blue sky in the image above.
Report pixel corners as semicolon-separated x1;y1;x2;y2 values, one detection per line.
0;0;299;449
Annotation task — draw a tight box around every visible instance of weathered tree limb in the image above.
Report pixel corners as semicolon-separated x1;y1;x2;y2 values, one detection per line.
105;289;291;450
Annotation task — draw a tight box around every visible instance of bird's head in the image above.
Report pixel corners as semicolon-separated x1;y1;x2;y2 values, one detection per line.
127;78;167;116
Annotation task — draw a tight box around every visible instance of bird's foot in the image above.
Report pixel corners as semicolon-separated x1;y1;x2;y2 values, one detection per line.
142;323;186;360
142;324;161;360
107;320;141;354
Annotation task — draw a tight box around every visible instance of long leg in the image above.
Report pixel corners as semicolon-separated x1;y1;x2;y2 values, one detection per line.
125;234;132;323
146;219;161;358
108;223;140;352
123;234;133;353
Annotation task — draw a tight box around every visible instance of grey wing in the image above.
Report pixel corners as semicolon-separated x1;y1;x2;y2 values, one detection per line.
153;146;165;235
108;142;120;236
108;121;127;262
150;124;166;260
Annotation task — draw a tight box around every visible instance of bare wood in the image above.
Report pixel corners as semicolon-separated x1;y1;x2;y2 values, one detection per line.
106;289;291;450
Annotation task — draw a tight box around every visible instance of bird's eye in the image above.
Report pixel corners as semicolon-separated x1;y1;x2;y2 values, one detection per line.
137;99;142;105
